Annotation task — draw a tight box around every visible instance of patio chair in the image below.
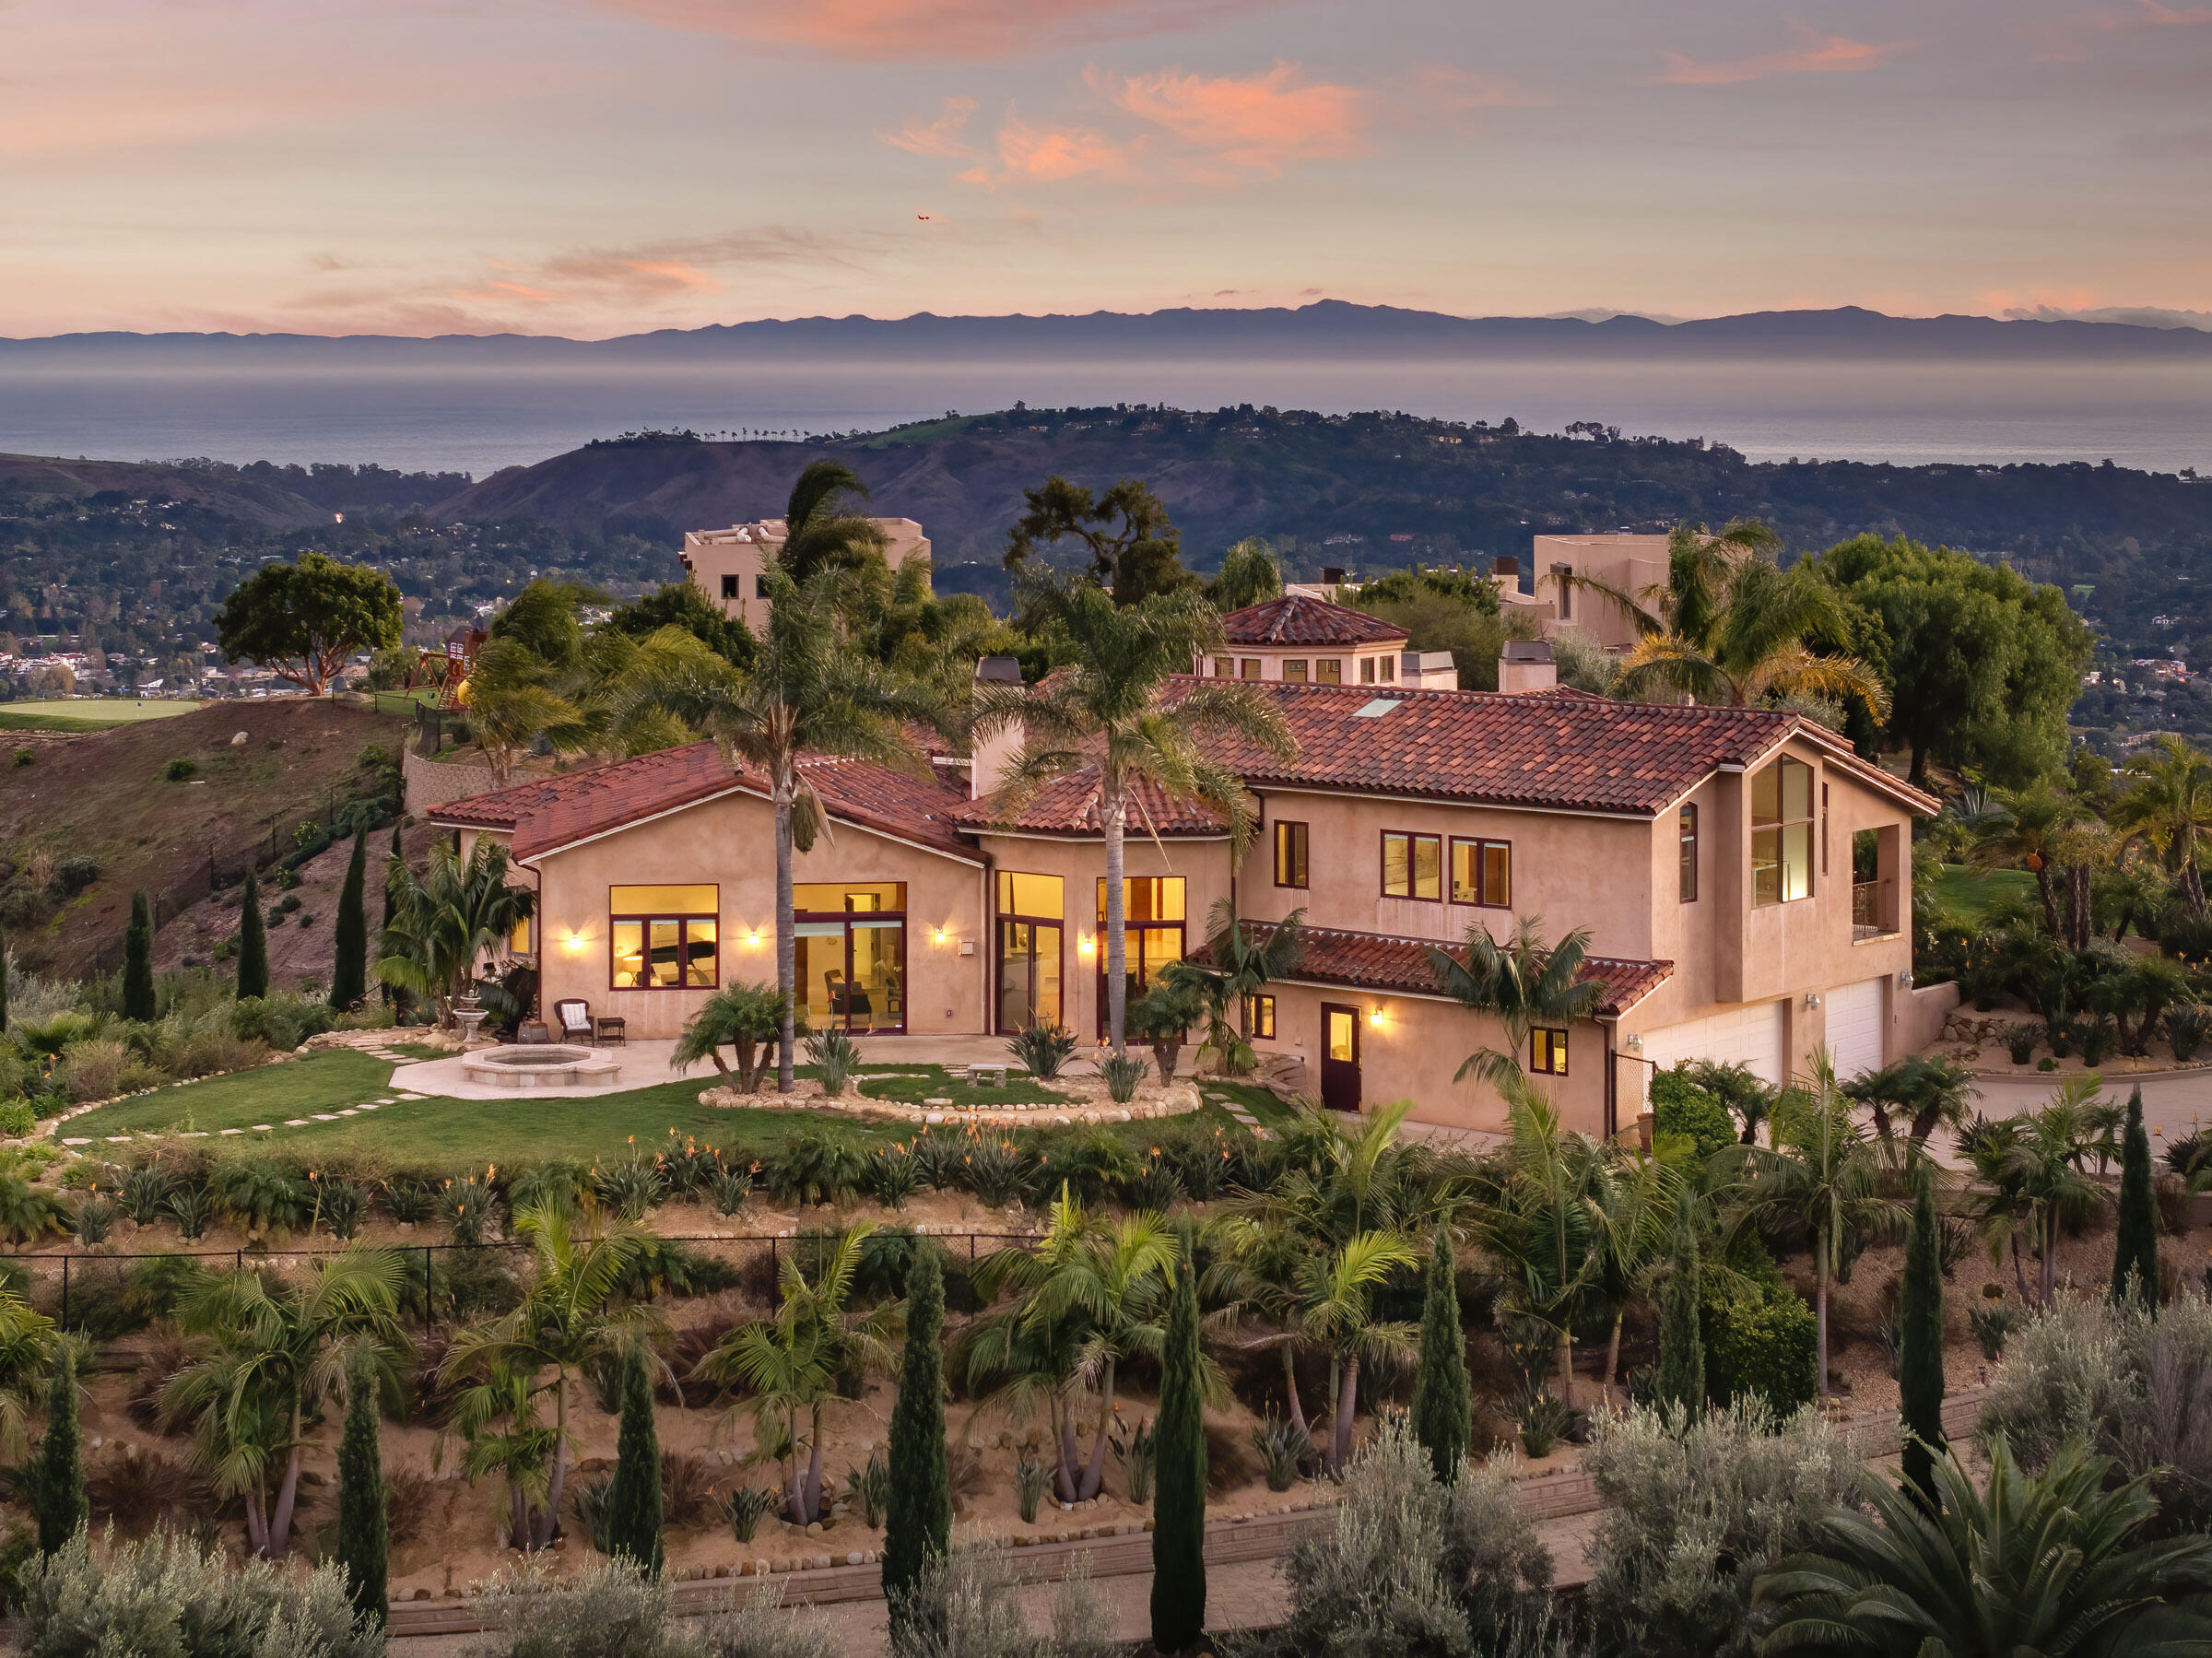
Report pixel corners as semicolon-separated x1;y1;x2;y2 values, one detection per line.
551;999;595;1046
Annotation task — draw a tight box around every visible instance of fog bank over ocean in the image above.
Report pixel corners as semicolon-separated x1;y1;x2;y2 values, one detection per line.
2;358;2206;480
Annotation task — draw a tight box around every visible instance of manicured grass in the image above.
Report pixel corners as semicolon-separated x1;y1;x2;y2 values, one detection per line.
1931;863;2037;923
0;700;203;732
1202;1080;1300;1130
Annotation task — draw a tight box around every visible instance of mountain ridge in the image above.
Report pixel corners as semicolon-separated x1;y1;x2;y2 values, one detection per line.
8;301;2212;363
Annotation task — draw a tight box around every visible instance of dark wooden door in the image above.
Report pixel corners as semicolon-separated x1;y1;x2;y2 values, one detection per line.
1320;1003;1361;1112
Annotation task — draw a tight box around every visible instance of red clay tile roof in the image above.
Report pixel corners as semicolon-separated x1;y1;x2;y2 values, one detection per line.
1220;594;1409;647
947;769;1230;836
1216;920;1673;1017
1173;678;1937;818
429;741;978;862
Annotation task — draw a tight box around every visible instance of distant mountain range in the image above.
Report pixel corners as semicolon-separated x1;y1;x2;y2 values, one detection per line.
9;301;2212;365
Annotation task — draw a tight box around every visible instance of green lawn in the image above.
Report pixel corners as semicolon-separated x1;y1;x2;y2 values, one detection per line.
0;699;203;732
1930;863;2038;923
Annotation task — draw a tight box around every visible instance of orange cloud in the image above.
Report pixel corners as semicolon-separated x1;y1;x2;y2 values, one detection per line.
593;0;1274;61
1100;62;1366;172
1656;23;1906;86
882;96;981;159
966;115;1133;186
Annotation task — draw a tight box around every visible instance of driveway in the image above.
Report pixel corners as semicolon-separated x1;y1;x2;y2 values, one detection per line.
1960;1066;2212;1152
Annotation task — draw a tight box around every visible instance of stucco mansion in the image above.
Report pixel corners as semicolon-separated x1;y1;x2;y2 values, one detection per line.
428;533;1953;1138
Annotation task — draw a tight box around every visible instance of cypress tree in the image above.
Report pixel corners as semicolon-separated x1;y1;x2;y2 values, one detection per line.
236;865;269;1001
122;891;156;1022
2112;1084;2160;1308
883;1247;950;1635
1408;1225;1471;1483
1653;1191;1705;1416
335;1355;388;1627
2;917;12;1032
330;828;369;1011
1899;1168;1947;1504
605;1343;664;1577
32;1348;87;1555
381;823;404;1012
1150;1251;1207;1654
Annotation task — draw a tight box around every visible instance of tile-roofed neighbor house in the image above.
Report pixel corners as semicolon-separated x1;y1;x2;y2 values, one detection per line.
1221;594;1409;647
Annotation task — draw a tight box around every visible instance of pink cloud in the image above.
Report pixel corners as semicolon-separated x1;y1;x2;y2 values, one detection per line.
593;0;1276;61
1656;23;1906;87
969;115;1134;185
1100;61;1367;172
881;96;980;159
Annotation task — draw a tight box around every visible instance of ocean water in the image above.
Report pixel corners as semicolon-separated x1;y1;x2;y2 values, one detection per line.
1;357;2206;480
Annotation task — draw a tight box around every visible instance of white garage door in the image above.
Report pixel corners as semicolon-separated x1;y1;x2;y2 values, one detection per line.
1643;1000;1788;1088
1825;977;1886;1084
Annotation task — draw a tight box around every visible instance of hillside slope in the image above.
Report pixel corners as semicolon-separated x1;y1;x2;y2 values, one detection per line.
429;409;2212;572
0;700;406;978
0;453;328;530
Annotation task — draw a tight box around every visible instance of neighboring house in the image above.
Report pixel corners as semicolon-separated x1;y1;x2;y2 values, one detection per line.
429;592;1945;1138
678;517;930;634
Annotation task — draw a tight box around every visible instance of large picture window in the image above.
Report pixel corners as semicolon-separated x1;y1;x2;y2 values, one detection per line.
1450;838;1511;907
610;884;718;989
794;882;907;1034
995;872;1065;1034
1274;820;1310;888
1382;831;1441;900
1752;758;1815;906
1094;876;1187;1038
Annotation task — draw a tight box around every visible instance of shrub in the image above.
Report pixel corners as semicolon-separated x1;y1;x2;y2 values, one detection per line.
1651;1066;1736;1160
1977;1289;2212;1535
1007;1021;1077;1081
864;1144;923;1211
53;1039;132;1102
469;1555;839;1658
707;1167;754;1218
594;1157;666;1221
166;1188;211;1241
763;1130;860;1207
1252;1413;1311;1491
72;1196;115;1247
1255;1413;1557;1658
52;856;99;898
0;1100;37;1139
1701;1250;1818;1414
1582;1399;1862;1658
1970;1302;2018;1359
887;1547;1115;1658
2168;1005;2212;1063
440;1173;501;1243
163;758;197;782
16;1527;379;1658
2006;1022;2044;1064
958;1135;1034;1209
1099;1054;1146;1104
0;1176;73;1247
316;1181;369;1241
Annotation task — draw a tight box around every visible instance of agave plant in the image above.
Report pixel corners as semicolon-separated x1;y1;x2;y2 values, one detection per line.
843;1449;891;1528
1112;1414;1157;1505
1007;1021;1077;1082
118;1165;175;1226
721;1482;775;1544
1252;1412;1312;1491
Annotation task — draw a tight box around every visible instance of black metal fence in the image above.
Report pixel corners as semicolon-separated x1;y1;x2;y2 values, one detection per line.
18;1231;1042;1336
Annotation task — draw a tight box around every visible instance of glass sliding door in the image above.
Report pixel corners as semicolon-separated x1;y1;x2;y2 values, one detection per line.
1093;876;1185;1039
994;872;1066;1035
792;882;908;1035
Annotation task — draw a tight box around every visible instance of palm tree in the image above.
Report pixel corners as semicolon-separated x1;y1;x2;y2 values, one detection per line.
1295;1230;1420;1472
448;1357;559;1549
968;1191;1180;1501
776;460;887;584
611;564;935;1089
0;1285;58;1463
1844;1052;1974;1151
376;837;534;1028
670;982;791;1094
2113;735;2212;915
1429;917;1606;1088
1755;1436;2212;1656
1973;782;2090;939
1162;898;1305;1076
1720;1056;1896;1402
971;579;1292;1056
1963;1080;2109;1308
440;1204;661;1548
1589;1146;1682;1400
1471;1082;1618;1397
1207;1213;1323;1444
697;1223;898;1524
1595;522;1888;724
161;1249;407;1558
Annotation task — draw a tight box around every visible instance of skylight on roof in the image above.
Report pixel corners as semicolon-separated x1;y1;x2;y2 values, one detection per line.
1353;698;1403;718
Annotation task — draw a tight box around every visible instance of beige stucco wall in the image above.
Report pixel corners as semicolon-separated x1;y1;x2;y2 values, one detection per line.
520;791;989;1041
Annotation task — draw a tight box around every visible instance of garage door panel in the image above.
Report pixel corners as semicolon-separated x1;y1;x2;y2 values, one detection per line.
1826;978;1884;1083
1643;1001;1786;1088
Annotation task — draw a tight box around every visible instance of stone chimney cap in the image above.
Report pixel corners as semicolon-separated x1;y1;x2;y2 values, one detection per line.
974;655;1023;683
1492;556;1519;575
1501;641;1555;664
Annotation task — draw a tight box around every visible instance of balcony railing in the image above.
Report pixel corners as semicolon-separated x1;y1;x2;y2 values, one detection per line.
1853;877;1897;940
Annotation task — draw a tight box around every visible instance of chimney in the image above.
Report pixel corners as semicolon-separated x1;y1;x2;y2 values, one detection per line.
1400;651;1460;691
1498;639;1557;694
1320;565;1347;585
969;655;1025;800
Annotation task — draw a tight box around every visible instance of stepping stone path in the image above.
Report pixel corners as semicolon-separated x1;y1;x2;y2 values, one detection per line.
311;1113;339;1122
1205;1091;1269;1136
284;1119;310;1127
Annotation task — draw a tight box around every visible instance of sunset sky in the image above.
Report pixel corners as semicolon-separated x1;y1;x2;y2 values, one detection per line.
5;0;2210;338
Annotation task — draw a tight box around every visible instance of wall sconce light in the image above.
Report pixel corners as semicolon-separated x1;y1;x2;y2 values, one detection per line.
1804;992;1822;1010
1624;1032;1644;1053
1077;934;1096;957
1368;1005;1387;1029
1897;969;1914;989
747;927;764;947
563;931;586;953
933;925;949;946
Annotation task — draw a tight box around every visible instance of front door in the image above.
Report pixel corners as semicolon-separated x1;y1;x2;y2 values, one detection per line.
1320;1003;1361;1112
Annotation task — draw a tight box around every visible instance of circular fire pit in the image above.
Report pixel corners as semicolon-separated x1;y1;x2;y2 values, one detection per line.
460;1044;625;1090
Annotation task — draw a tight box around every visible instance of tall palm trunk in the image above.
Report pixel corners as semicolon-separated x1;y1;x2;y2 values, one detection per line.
1077;1358;1116;1500
774;778;797;1093
1604;1309;1626;1403
2040;1206;2058;1308
267;1404;305;1556
802;1404;827;1521
1102;790;1128;1057
2187;858;2207;916
1814;1248;1831;1403
1279;1345;1309;1440
1330;1354;1360;1471
244;1487;269;1557
537;1374;570;1547
784;1404;807;1523
1055;1393;1081;1503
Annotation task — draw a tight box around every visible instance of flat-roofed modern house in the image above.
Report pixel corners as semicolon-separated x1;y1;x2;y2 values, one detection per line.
429;582;1949;1140
678;517;930;633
